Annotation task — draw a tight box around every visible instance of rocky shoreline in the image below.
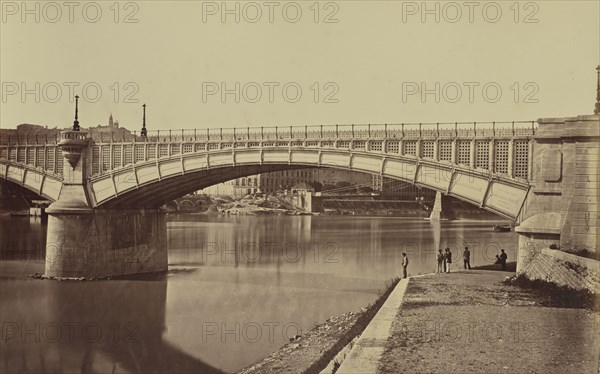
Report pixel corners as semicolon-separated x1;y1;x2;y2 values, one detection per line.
238;278;400;374
169;194;504;219
238;309;365;374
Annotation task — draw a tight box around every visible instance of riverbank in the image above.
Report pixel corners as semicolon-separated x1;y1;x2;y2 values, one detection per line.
241;269;600;374
378;270;600;373
238;278;399;374
170;195;309;216
169;193;505;218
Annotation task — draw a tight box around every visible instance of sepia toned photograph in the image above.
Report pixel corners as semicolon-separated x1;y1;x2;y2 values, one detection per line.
0;1;598;373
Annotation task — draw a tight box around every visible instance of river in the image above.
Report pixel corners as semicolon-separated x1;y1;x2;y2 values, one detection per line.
0;214;517;373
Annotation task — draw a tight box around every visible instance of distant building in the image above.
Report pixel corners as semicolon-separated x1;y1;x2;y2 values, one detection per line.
199;181;236;196
109;114;119;128
371;175;435;200
288;182;316;212
88;114;130;136
0;114;130;142
200;168;373;197
316;169;372;188
15;124;56;133
0;124;61;141
200;174;263;197
260;169;319;193
233;174;262;196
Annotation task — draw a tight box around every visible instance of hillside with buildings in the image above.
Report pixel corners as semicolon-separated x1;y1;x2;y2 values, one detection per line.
0;114;132;142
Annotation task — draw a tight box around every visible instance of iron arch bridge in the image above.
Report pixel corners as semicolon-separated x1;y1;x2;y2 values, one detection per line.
0;122;535;219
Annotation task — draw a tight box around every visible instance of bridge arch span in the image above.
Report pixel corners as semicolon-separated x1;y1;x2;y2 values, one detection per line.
89;147;529;219
95;163;317;209
0;161;62;202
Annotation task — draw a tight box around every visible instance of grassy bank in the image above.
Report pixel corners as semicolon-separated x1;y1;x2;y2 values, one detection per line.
505;274;599;310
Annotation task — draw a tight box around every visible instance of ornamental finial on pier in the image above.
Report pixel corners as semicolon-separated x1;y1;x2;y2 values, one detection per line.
141;103;147;137
73;95;80;131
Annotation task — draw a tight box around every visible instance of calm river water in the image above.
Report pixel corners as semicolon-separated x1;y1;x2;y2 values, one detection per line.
0;214;517;373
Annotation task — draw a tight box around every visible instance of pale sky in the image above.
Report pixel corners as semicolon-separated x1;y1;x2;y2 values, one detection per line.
1;0;598;130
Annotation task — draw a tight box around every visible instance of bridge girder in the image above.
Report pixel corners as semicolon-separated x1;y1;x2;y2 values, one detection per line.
80;148;529;219
1;144;532;219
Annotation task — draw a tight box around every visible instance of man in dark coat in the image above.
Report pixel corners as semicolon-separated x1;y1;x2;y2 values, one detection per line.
500;249;508;271
463;246;471;270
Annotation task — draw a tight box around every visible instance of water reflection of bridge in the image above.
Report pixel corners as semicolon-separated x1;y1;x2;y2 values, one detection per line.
0;269;224;373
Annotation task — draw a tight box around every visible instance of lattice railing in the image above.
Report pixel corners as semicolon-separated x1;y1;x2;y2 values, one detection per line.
0;121;536;145
0;144;64;176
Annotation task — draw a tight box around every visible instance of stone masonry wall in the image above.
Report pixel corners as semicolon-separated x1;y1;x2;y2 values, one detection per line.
568;141;599;251
518;248;600;294
519;115;599;254
45;209;168;278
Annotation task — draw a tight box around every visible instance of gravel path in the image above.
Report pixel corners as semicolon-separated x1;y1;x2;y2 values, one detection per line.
378;270;599;374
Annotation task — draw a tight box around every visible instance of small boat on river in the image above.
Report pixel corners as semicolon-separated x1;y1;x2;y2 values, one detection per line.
491;224;512;232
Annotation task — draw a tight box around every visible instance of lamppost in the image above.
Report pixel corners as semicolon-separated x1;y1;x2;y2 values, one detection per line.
141;104;148;137
72;95;80;131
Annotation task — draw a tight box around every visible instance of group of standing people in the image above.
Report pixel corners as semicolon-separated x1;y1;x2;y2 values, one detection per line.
436;246;472;273
401;247;509;279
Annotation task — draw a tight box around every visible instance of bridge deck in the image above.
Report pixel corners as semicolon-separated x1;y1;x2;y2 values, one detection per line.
1;122;536;219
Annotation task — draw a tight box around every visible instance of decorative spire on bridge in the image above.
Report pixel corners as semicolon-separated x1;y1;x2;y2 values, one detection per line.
73;95;80;131
141;104;147;137
595;65;600;115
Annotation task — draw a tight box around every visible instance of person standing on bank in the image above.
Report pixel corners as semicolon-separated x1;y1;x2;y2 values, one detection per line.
500;249;508;271
436;249;444;274
443;248;448;273
445;248;452;273
463;246;471;270
402;252;409;279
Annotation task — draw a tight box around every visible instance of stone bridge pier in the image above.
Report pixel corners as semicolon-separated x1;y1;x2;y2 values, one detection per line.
44;130;167;278
515;114;599;272
428;191;443;221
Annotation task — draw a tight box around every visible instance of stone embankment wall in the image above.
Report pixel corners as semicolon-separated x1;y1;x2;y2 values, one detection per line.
518;248;600;294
